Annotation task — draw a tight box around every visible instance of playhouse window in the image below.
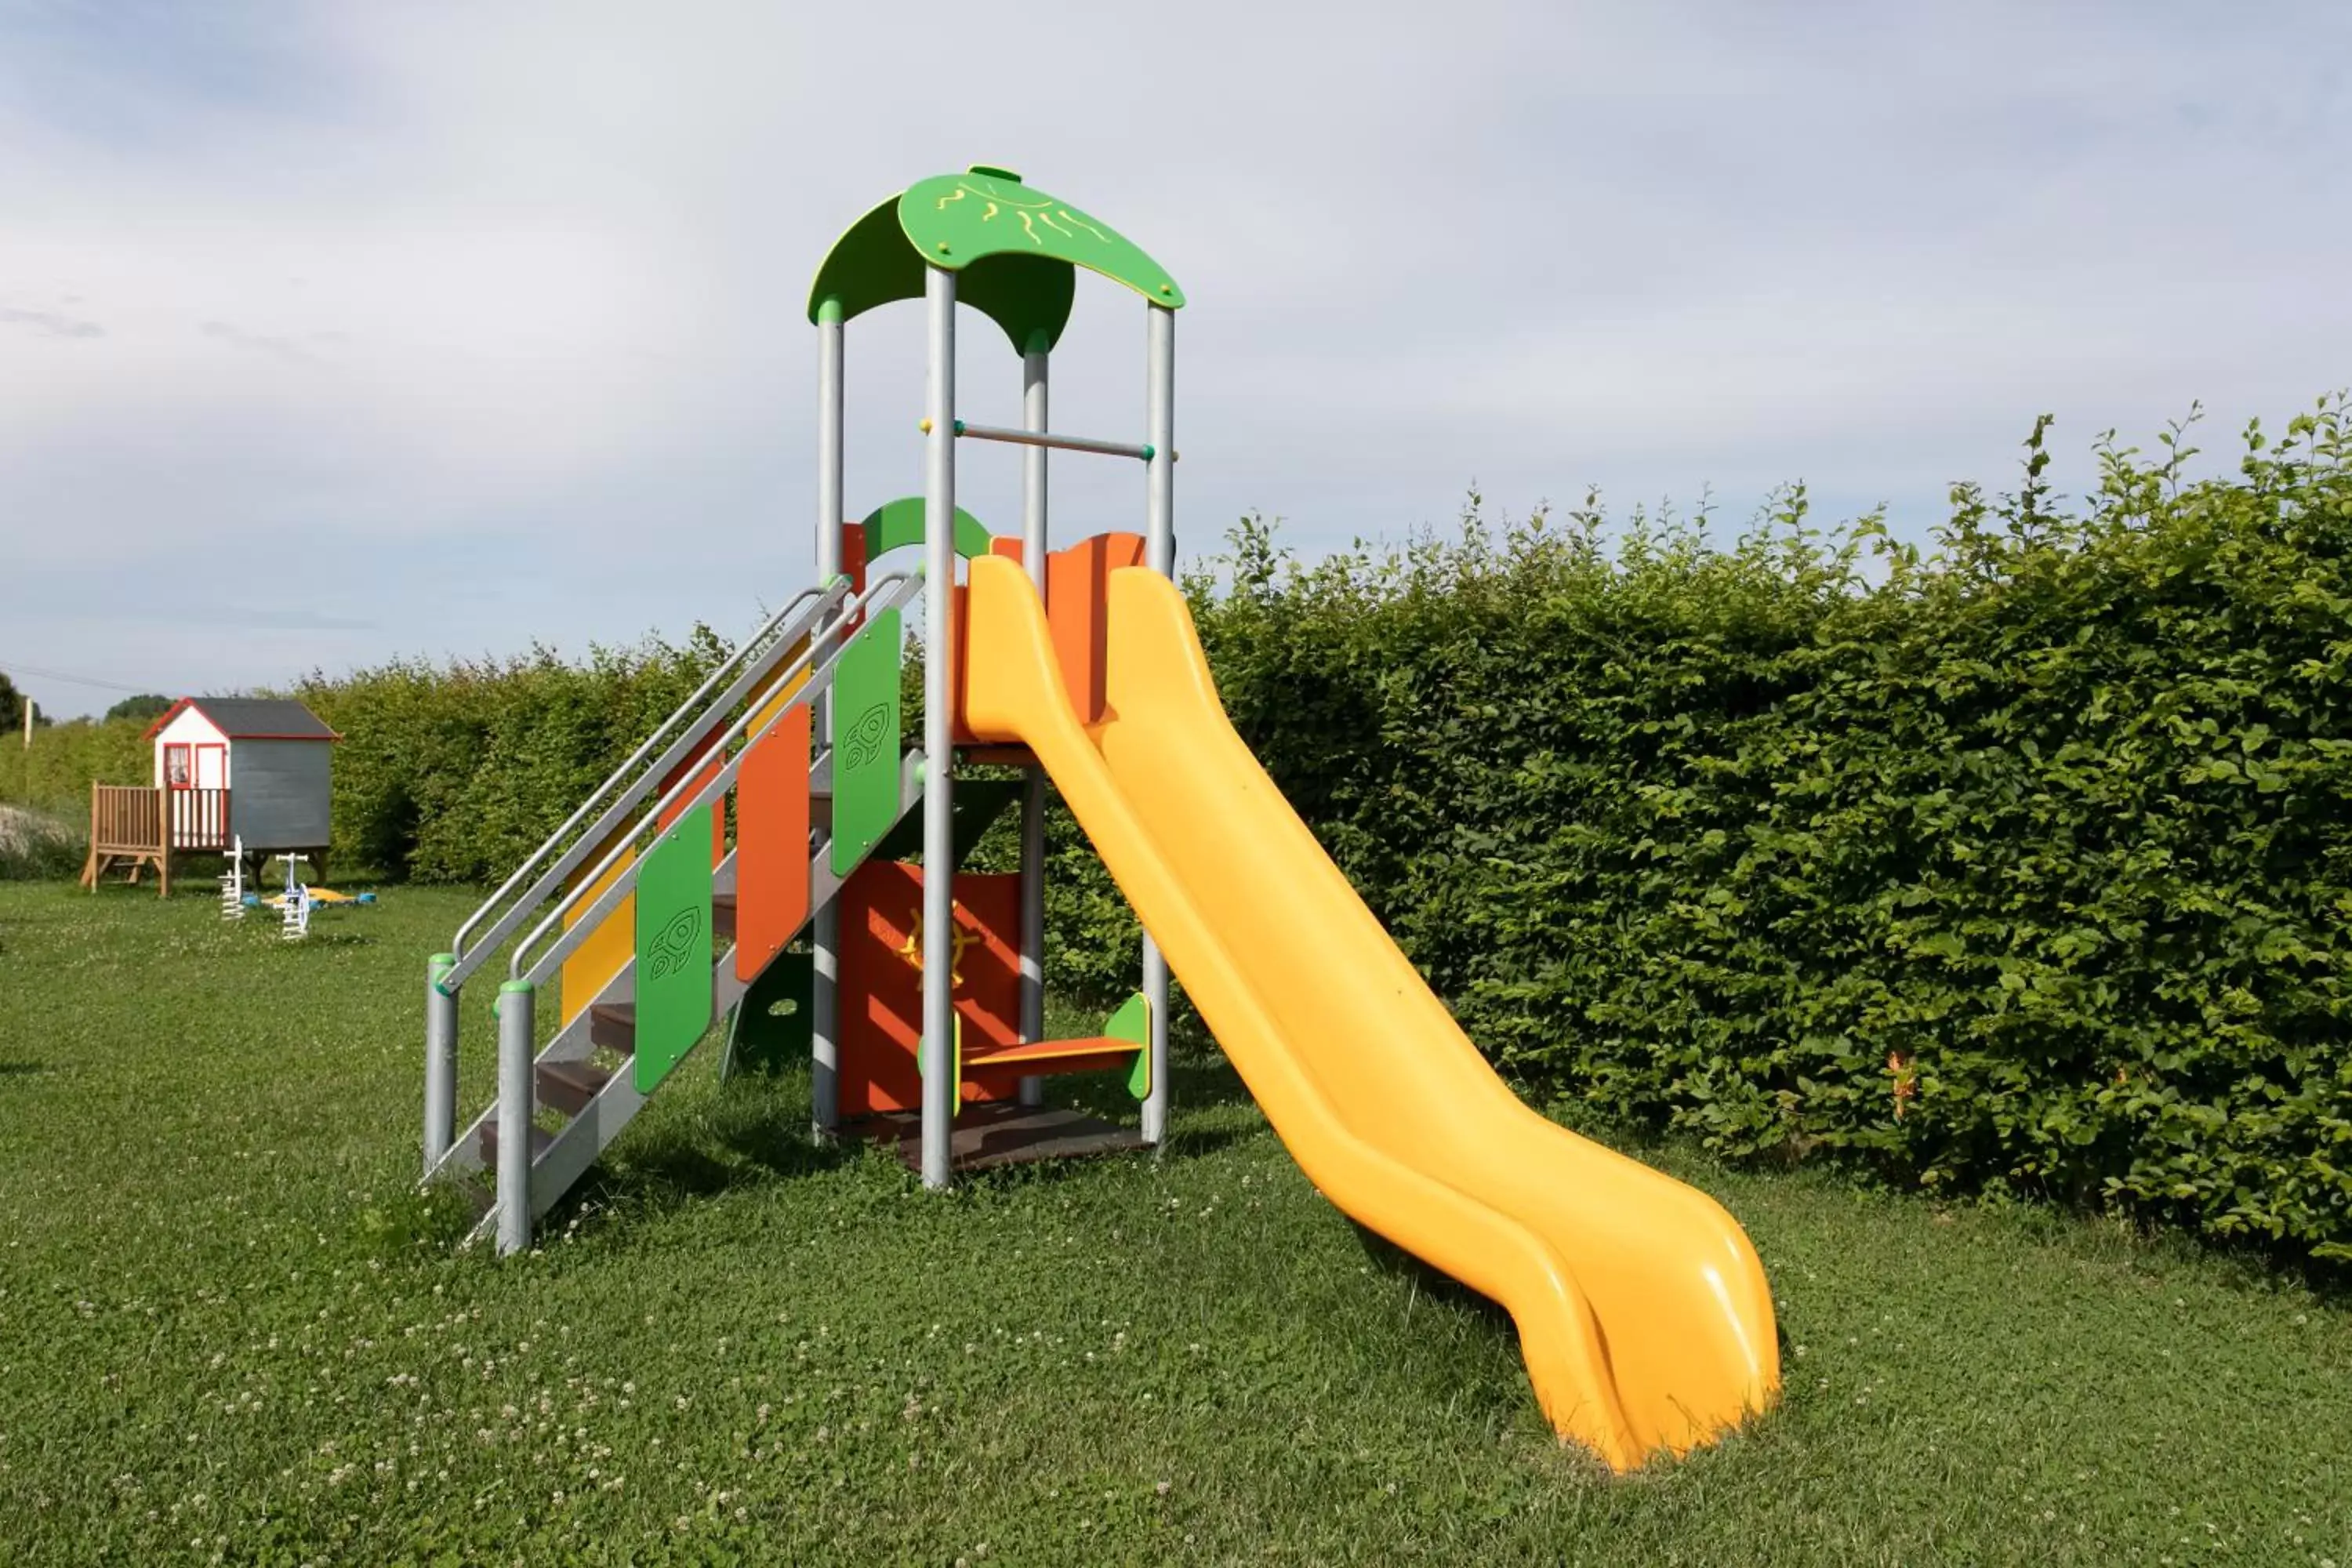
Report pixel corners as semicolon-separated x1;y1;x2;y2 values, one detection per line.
164;744;191;788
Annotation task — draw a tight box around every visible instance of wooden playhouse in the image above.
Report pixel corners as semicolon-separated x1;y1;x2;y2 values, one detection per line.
80;698;339;895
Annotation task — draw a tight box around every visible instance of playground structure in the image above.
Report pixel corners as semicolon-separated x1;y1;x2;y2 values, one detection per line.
417;168;1780;1471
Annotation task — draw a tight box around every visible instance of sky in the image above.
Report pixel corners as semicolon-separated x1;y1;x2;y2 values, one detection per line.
2;1;2347;717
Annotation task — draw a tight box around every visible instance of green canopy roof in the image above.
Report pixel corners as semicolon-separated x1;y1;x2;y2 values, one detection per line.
806;167;1184;354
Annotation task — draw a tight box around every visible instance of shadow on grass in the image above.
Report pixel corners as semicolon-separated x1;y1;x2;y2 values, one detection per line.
567;1096;862;1222
0;1061;47;1076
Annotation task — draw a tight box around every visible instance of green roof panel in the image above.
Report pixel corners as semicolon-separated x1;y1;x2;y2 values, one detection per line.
806;168;1181;354
898;170;1184;310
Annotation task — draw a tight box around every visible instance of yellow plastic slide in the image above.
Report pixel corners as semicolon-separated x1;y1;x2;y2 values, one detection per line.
961;555;1780;1470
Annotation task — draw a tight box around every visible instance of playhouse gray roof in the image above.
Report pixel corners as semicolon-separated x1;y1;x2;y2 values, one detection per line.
148;698;339;742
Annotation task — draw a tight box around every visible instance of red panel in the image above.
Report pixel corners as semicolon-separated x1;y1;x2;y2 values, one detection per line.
836;863;1022;1116
839;524;869;634
734;703;811;982
658;735;725;863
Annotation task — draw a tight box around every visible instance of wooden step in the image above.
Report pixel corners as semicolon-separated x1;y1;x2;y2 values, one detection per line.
850;1103;1145;1174
536;1058;614;1116
477;1120;555;1165
588;1003;637;1054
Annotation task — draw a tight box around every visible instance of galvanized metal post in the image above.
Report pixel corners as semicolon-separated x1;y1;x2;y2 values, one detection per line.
811;297;846;1139
495;978;535;1254
1140;303;1176;1147
920;265;958;1190
423;953;458;1171
1018;336;1051;1109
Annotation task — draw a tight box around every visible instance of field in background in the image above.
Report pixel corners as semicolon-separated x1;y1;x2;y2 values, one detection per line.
0;879;2344;1565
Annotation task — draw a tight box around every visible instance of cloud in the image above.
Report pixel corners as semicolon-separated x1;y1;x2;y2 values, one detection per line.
201;319;325;365
0;305;103;339
2;0;2349;717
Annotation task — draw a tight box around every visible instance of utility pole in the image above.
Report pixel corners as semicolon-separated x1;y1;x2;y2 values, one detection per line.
20;696;31;749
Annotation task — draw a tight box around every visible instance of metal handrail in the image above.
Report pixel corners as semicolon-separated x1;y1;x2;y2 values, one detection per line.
510;568;924;988
441;579;845;991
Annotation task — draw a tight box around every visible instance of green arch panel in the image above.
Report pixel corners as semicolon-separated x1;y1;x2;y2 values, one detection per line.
808;196;1077;354
858;498;993;562
806;168;1181;355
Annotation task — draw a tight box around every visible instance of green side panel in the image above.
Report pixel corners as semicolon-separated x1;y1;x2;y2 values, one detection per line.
721;941;815;1080
869;776;1022;870
830;608;903;877
898;170;1184;310
1105;993;1152;1100
858;497;993;563
633;807;716;1094
807;190;1076;354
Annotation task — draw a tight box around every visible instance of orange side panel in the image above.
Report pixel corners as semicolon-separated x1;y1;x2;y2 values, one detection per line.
1047;532;1147;725
735;703;811;981
835;863;1022;1116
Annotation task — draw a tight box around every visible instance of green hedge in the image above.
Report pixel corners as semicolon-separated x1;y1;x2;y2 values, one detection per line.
1151;402;2352;1261
0;717;148;818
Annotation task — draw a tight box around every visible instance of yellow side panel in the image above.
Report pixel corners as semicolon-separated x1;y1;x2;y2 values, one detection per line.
959;555;1780;1473
561;828;637;1027
746;637;811;739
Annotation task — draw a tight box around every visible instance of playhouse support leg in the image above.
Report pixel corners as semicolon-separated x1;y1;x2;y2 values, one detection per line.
920;263;958;1191
424;953;458;1172
1018;338;1051;1109
495;979;535;1254
810;295;846;1140
1140;302;1176;1147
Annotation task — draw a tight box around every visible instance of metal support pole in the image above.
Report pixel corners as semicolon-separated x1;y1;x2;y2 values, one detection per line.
423;953;458;1171
920;265;958;1190
811;298;845;1139
1140;304;1176;1146
495;978;535;1255
1018;339;1051;1109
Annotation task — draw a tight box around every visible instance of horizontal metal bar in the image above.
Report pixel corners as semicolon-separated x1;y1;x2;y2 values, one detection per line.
510;570;926;986
444;580;842;989
945;419;1157;463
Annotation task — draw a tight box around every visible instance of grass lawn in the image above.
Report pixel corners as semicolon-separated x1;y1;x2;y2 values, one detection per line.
0;878;2347;1566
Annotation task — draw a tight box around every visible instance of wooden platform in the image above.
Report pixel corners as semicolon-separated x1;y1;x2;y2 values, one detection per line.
847;1102;1147;1174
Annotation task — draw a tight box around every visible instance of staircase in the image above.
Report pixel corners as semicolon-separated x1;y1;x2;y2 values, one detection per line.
419;567;927;1249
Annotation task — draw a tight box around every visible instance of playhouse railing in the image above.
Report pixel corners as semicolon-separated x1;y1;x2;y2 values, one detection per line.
167;788;234;852
438;579;844;993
